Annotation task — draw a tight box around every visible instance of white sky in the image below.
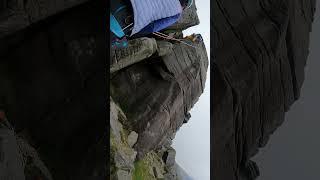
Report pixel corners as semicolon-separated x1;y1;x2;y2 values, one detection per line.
172;1;210;180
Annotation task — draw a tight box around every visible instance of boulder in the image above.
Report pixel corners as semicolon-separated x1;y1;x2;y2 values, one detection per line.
128;131;138;147
116;170;132;180
153;166;164;179
162;147;176;167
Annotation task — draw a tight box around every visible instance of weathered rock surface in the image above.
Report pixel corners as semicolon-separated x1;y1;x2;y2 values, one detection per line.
111;37;173;73
116;169;132;180
111;37;208;160
128;131;138;148
110;1;207;179
167;1;200;31
213;0;316;179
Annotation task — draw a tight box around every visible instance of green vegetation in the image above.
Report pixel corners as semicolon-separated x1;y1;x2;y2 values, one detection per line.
133;152;166;180
110;98;166;180
133;159;155;180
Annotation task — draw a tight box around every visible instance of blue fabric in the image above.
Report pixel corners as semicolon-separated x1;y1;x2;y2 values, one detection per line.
138;14;181;35
110;14;125;38
129;0;182;35
114;5;127;15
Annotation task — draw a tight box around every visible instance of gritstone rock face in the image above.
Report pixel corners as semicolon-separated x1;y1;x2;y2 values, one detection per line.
213;0;316;179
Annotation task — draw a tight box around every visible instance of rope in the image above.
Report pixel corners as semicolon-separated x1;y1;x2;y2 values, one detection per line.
152;32;197;48
123;23;133;31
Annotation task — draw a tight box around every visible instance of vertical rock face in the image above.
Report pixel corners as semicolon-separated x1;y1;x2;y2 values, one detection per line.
213;0;316;179
0;1;107;179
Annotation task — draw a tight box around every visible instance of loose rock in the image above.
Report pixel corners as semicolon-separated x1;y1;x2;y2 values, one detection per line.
128;131;138;148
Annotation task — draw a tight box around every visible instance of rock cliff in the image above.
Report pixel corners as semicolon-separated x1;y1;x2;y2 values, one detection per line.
110;1;208;179
213;0;316;179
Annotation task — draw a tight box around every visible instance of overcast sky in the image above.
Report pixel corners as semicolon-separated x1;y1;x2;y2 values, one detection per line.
172;1;210;180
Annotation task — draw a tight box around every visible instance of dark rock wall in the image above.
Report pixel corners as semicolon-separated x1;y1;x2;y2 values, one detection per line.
0;1;106;179
253;2;320;179
213;0;316;179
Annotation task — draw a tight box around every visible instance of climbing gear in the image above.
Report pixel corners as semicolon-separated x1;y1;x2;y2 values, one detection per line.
111;37;128;48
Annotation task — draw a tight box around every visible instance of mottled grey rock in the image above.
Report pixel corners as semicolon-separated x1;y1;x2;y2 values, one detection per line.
153;166;164;179
156;41;174;57
110;98;124;143
111;38;174;74
110;97;138;178
111;37;158;73
114;150;134;171
164;165;178;180
167;1;200;31
163;147;176;167
116;170;131;180
128;131;138;148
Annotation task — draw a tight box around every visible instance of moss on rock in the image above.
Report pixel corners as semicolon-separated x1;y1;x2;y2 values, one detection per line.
133;152;165;180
